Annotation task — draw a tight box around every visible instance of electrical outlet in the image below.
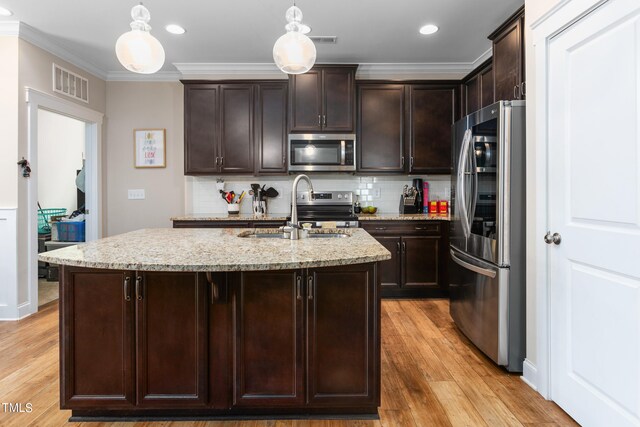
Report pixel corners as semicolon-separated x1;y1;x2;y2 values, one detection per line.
128;189;145;200
373;188;381;199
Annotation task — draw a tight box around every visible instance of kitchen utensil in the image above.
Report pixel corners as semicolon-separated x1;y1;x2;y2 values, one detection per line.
236;191;246;204
265;187;279;198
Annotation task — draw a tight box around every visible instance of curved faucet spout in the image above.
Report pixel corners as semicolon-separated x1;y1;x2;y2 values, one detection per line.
287;174;314;240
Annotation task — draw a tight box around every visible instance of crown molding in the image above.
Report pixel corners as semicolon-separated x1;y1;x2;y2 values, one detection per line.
471;48;493;68
12;22;108;80
174;63;287;79
106;71;182;82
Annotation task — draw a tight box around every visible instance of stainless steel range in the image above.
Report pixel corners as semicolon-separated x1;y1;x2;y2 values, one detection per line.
288;190;359;228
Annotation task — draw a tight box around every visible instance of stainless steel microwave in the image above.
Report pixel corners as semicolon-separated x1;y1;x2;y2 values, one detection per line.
288;134;356;172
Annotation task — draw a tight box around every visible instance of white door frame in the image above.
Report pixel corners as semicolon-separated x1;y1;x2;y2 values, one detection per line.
25;87;103;315
529;0;610;399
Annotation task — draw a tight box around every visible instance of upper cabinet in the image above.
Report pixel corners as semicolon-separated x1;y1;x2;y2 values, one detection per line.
408;85;457;174
184;81;288;176
490;6;525;101
462;60;494;116
357;82;457;175
289;65;357;133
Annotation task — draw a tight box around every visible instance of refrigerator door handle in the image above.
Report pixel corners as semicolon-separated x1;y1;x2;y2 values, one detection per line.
450;249;497;279
468;139;478;230
457;129;473;238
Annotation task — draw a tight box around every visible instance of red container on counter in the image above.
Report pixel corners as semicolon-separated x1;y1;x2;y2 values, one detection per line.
428;200;439;214
438;200;449;214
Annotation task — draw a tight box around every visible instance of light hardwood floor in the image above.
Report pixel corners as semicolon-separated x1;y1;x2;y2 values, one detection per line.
0;299;577;427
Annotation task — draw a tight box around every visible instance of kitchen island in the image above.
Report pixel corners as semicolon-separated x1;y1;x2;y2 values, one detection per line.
39;228;390;421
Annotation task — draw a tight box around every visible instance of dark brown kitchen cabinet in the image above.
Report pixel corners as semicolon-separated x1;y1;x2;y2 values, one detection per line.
361;221;448;298
289;65;356;132
60;268;135;409
480;65;495;107
135;271;208;407
357;84;406;173
183;82;255;175
490;6;525;101
232;270;304;407
207;272;232;410
255;82;288;174
60;268;208;410
219;84;255;174
307;263;379;407
184;84;218;174
462;60;494;116
408;85;457;174
464;75;480;115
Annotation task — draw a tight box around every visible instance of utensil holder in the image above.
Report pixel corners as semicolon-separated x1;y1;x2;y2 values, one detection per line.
227;204;240;215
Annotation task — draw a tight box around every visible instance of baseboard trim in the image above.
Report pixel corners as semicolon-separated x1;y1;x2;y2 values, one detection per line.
521;358;538;391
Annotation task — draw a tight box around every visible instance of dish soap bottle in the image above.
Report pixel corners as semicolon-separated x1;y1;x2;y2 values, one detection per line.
354;196;362;214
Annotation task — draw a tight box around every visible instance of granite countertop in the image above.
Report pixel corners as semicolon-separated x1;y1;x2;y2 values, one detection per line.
172;213;450;222
171;214;289;221
357;213;450;221
38;228;391;272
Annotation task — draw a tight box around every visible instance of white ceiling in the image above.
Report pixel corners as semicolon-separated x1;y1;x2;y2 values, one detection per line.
0;0;523;76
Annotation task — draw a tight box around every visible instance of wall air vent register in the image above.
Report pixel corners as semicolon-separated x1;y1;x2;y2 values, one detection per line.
52;63;89;103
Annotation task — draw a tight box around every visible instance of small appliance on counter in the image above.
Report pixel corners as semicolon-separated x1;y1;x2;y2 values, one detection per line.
399;184;419;214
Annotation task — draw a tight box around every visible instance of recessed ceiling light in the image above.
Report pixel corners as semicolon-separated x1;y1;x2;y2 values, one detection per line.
419;24;439;35
0;6;13;16
165;24;186;35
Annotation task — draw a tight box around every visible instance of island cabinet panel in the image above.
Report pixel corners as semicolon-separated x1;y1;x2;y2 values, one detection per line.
60;267;135;409
306;264;379;407
135;272;208;407
207;272;232;409
232;270;304;407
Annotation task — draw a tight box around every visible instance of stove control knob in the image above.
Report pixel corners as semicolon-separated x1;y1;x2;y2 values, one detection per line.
300;194;305;200
337;194;343;199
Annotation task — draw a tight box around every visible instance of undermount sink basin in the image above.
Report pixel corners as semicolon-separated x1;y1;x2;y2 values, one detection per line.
238;230;350;239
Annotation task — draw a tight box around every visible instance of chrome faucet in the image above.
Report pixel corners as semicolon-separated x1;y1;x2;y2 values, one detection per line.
283;174;314;240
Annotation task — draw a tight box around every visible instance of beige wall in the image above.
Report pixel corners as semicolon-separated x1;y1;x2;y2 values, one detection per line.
105;82;184;236
0;37;19;208
524;0;562;368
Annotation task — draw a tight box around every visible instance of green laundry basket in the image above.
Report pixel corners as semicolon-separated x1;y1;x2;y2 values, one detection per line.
37;208;66;234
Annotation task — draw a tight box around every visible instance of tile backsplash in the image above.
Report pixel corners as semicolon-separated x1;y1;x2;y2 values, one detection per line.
186;175;451;215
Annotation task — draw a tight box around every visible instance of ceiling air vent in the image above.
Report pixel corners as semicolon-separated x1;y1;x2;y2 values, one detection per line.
309;36;337;44
52;63;89;103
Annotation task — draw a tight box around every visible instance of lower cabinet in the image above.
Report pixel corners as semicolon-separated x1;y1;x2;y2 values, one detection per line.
361;221;449;298
60;268;208;409
60;263;379;416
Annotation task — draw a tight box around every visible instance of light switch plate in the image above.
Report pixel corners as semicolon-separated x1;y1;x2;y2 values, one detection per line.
128;189;145;200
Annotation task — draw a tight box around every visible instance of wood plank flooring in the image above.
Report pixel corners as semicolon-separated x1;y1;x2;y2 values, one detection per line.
0;299;577;427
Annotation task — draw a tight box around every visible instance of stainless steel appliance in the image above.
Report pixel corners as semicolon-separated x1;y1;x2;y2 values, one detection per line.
288;190;359;228
450;100;525;372
288;134;356;172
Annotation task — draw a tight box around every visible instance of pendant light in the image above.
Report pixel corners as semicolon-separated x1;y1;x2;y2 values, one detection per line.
115;3;165;74
272;3;316;75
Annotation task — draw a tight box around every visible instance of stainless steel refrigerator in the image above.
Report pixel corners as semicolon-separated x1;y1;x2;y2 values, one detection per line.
449;100;526;372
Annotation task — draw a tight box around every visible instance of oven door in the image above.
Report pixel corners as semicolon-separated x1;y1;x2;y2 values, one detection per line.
288;134;356;172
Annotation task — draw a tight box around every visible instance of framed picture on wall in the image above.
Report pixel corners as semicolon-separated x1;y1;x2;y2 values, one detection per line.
134;129;166;168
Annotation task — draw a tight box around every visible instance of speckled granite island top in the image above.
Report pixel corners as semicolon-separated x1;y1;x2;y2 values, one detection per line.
38;227;391;272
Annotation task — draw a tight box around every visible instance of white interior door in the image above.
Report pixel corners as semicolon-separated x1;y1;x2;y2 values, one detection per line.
548;1;640;426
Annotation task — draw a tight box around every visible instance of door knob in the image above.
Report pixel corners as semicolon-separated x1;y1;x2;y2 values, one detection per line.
544;231;561;245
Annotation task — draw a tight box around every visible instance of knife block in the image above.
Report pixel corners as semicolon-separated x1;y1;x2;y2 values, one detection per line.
399;195;419;214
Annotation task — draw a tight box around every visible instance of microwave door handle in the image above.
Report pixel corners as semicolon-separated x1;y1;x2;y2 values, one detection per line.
340;140;346;165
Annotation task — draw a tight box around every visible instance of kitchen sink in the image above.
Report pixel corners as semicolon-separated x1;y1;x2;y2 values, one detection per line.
238;230;350;239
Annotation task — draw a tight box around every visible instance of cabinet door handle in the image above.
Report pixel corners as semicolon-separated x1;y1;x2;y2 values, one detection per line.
513;84;519;100
215;157;219;166
283;155;286;165
415;226;430;230
323;115;327;127
135;276;143;301
307;276;314;300
296;275;302;300
318;115;322;127
374;227;387;230
410;157;414;169
401;157;405;167
520;81;526;97
402;241;406;252
396;242;401;253
220;156;224;166
124;276;131;301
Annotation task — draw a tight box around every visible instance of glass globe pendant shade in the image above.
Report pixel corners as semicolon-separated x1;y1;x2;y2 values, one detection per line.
273;30;316;74
116;30;165;74
115;4;165;74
